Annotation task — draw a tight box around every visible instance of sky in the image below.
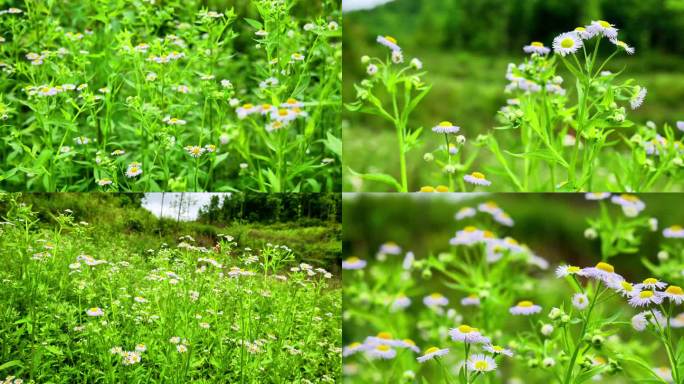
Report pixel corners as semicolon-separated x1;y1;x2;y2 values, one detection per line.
142;193;231;221
342;0;394;12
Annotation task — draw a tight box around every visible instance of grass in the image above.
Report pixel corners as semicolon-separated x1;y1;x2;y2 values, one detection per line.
0;193;341;383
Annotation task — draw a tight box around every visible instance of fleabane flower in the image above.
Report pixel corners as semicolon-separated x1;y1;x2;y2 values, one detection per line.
464;172;491;186
423;293;448;307
523;41;550;55
342;342;366;357
630;86;647;110
455;207;476;220
628;290;663;307
663;286;684;305
588;20;618;40
377;35;401;51
236;103;258;119
635;277;667;290
609;280;640;297
467;354;497;373
585;192;611;200
432;121;460;134
573;26;593;39
367;344;396;359
366;64;378;76
461;294;480;306
611;194;646;216
509;300;542;315
555;265;582;278
484;344;514;357
391;294;411;311
664;225;684;238
184;145;205;158
162;116;187;125
581;262;622;283
121;351;142;365
417;347;449;363
342;256;366;270
632;310;666;331
572;293;589;310
553;32;583;56
86;307;104;317
125;164;143;178
611;39;635;55
449;325;490;344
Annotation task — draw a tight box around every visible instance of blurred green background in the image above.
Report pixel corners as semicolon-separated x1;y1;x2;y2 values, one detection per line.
343;0;684;191
342;193;684;280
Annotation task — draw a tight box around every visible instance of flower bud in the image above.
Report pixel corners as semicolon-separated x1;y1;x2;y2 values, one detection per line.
658;251;669;261
584;228;598;240
541;324;554;336
361;55;370;64
423;153;434;162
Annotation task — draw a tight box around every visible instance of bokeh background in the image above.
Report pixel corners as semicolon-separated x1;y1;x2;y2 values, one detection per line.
342;0;684;191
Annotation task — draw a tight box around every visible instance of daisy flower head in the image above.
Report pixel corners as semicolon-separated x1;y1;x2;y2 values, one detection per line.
122;351;142;365
654;367;674;382
342;256;366;270
455;207;476;220
343;342;366;357
573;26;594;40
484;344;514;357
449;325;490;344
379;242;402;255
271;108;298;123
493;212;514;227
410;58;423;70
377;35;401;52
635;277;667;290
163;116;187;125
572;293;589;310
677;121;684;132
184;145;205;158
281;98;304;108
135;344;147;352
467;354;497;373
585;192;611;200
450;226;485;246
397;339;420;353
432;121;460;134
612;39;635;55
176;344;188;353
125;164;143;178
461;294;480;306
391;294;411;311
581;261;621;283
509;300;542;316
610;280;640;297
97;178;113;186
423;292;449;307
290;52;305;61
523;41;550;55
464;172;491;186
664;225;684;238
588;20;619;40
86;307;104;317
417;347;449;363
555;265;582;278
663;285;684;305
630;86;647;110
553;32;583;56
628;290;663;307
236;103;258;119
611;194;645;216
368;344;396;359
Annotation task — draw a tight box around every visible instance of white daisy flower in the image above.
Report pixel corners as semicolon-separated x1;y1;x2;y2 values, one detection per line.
271;108;298;123
449;325;490;344
184;145;205;158
553;32;583;56
628;290;663;307
484;345;514;357
588;20;619;40
455;207;477;220
111;149;125;156
555;265;582;278
396;339;420;353
478;201;502;215
121;351;142;365
220;79;233;89
463;172;491;186
432;121;460;134
611;39;635;55
259;77;279;88
391;294;411;311
134;297;147;303
423;293;449;307
572;293;589;310
450;226;485;246
608;280;640;298
281;98;304;108
634;278;667;290
125;164;143;178
585;192;611;200
461;294;480;306
342;256;366;270
97;178;113;186
342;342;366;357
176;344;188;353
663;286;684;305
417;347;449;363
493;212;514;227
367;344;396;359
162;116;187;125
581;262;622;283
509;300;542;315
236;103;258;119
523;41;550;55
86;307;104;317
291;53;305;61
654;367;673;383
376;35;401;51
467;354;497;373
573;26;594;40
630;86;647;110
664;225;684;238
176;85;190;94
379;242;402;255
611;194;646;217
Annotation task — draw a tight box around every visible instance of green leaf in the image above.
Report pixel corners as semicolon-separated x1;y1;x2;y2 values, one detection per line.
243;18;262;30
323;132;342;157
348;168;402;191
0;360;22;371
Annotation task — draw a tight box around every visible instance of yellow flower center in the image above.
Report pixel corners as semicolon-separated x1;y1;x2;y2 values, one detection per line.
621;281;633;291
640;291;654;299
430;293;443;299
492;345;504;352
561;37;575;49
385;36;397;44
598;20;612;28
483;231;495;238
567;266;581;274
191;148;201;155
377;332;392;339
517;300;534;307
458;325;474;333
243;103;254;109
621;194;638;202
262;104;272;109
349;342;361;348
376;345;390;351
424;346;440;354
464;226;478;232
420;186;435;192
439;121;452;126
506;238;519;245
435;185;449;192
471;172;485;179
475;361;488;370
666;286;683;295
670;225;683;231
403;339;415;346
595;262;614;273
278;109;289;116
531;42;544;47
287;98;297;104
468;293;478;299
485;201;498;208
129;167;139;173
89;307;99;312
345;256;359;263
643;278;658;285
575;27;587;32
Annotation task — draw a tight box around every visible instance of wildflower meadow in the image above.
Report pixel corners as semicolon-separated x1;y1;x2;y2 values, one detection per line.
0;193;341;383
0;0;341;192
343;193;684;383
343;1;684;192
